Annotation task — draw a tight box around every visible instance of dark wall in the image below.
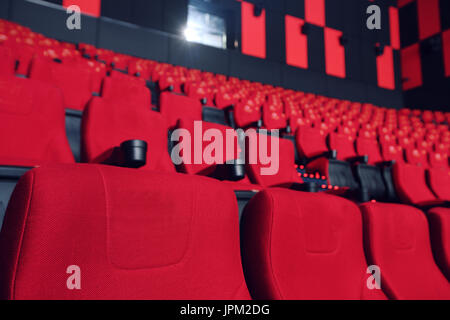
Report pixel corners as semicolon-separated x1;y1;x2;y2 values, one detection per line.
2;0;404;109
399;0;450;111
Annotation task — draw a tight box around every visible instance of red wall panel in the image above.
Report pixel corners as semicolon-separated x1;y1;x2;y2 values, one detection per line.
305;0;325;27
417;0;441;40
324;27;345;78
377;46;395;90
444;30;450;77
241;1;266;59
389;7;400;50
401;44;422;90
285;15;308;69
63;0;101;17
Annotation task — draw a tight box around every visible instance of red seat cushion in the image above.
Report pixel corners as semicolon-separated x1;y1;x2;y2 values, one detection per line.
29;57;94;111
241;189;386;299
392;163;439;206
82;97;175;173
0;164;250;300
360;202;450;299
296;126;329;159
428;207;450;280
159;92;202;129
329;132;357;161
245;132;303;188
356;137;383;165
0;77;74;167
427;168;450;201
101;76;150;107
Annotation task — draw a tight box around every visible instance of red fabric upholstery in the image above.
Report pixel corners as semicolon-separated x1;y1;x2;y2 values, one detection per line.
159;92;202;129
296;126;328;159
329;132;357;161
245;132;303;188
82;97;175;173
101;76;150;107
427;168;450;201
392;163;439;206
360;202;450;299
175;120;239;176
0;164;250;300
428;207;450;280
241;189;386;300
405;148;429;168
0;46;16;76
381;144;404;164
0;77;74;167
29;57;93;111
356;138;383;165
234;100;262;128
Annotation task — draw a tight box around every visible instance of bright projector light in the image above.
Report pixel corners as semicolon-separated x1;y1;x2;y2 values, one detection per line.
184;28;196;42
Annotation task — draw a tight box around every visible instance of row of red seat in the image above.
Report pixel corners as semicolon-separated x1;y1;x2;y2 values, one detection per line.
0;164;448;299
0;19;449;300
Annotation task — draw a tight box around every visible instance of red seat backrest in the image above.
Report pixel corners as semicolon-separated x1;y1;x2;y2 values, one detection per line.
0;164;250;299
360;202;450;299
241;190;387;299
0;77;74;167
82;97;175;173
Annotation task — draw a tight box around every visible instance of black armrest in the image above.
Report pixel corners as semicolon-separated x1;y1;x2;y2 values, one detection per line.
103;140;147;169
290;182;319;193
303;150;338;164
0;166;33;180
212;161;246;181
348;155;369;164
377;160;396;167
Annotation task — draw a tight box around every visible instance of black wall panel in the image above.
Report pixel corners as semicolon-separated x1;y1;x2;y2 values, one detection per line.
266;10;285;63
367;85;403;109
229;51;282;86
11;0;97;45
97;18;169;62
345;37;363;82
285;0;304;19
282;66;327;96
168;38;229;75
163;0;188;36
441;0;450;31
419;34;445;87
360;38;378;86
130;0;164;31
399;2;418;48
0;0;11;19
326;77;368;102
325;0;344;31
306;24;325;73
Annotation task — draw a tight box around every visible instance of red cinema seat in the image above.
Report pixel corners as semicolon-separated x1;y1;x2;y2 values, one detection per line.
405;148;429;168
356;137;383;165
233;99;262;128
0;77;74;167
295;126;329;160
392;163;440;206
427;168;450;201
173;120;259;191
159;92;202;129
329;132;357;161
82;97;175;173
101;76;151;107
241;190;386;300
0;164;250;299
360;202;450;299
381;144;404;164
428;207;450;280
29;57;94;111
262;102;287;130
245;132;303;188
0;46;16;76
429;152;448;169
